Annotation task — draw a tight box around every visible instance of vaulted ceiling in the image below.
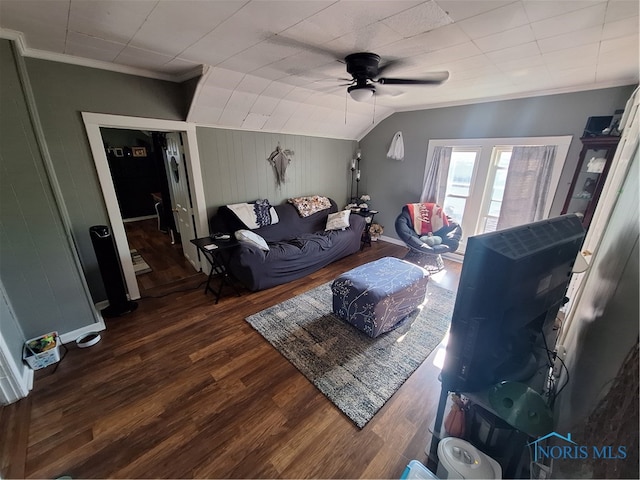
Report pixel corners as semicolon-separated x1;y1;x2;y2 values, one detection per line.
1;0;637;139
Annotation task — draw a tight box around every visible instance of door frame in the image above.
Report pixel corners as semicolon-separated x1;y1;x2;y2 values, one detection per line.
82;113;208;300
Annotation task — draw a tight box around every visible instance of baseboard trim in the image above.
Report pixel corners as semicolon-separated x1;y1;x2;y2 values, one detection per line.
0;333;33;404
378;235;406;246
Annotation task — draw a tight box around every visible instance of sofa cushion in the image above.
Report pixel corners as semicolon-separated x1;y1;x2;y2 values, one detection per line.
288;195;332;217
235;229;269;251
325;210;351;231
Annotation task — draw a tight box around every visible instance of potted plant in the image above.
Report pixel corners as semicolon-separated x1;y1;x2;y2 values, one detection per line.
369;223;384;241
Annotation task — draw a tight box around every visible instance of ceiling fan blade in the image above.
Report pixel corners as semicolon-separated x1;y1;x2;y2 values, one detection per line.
375;58;403;77
378;71;450;85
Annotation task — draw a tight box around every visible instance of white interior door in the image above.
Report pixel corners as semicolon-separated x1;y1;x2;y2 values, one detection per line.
164;132;199;270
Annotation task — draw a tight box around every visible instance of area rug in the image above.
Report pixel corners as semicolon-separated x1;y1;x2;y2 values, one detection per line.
245;280;455;428
130;249;152;275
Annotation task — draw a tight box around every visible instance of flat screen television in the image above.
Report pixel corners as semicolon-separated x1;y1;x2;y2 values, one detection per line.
441;214;585;393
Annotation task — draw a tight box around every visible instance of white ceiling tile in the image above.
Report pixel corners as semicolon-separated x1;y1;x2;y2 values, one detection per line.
605;0;640;22
434;1;514;22
596;57;639;83
218;108;247;128
250;96;281;116
0;0;69;30
324;22;405;54
536;25;603;54
301;1;423;42
217;41;301;73
473;25;535;53
261;82;296;100
446;64;497;82
260;51;337;79
599;34;639;56
0;0;68;52
64;31;125;62
236;75;272;95
549;65;596;85
181;1;330;65
378;23;471;59
188;105;224;125
603;17;640;40
129;1;245;56
241;112;270;130
69;0;156;45
262;113;290;132
114;45;176;70
284;87;316;103
199;85;233;109
225;90;259;114
382;1;453;38
495;54;546;73
206;67;245;90
530;3;607;39
485;42;540;63
523;1;605;23
543;43;600;71
407;42;483;69
458;2;529;39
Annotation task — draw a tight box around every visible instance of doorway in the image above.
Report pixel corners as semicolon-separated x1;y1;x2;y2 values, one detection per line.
100;127;200;293
83;113;209;301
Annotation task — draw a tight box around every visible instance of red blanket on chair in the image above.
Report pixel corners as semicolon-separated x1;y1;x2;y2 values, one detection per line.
406;203;449;235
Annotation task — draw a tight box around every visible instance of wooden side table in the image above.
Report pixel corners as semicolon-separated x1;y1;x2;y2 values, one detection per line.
352;209;378;249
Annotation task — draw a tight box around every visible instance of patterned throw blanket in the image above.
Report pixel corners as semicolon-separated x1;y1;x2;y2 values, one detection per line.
288;195;332;217
406;203;449;235
227;199;279;229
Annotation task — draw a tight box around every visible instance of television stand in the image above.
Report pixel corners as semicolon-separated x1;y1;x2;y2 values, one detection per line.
427;380;550;479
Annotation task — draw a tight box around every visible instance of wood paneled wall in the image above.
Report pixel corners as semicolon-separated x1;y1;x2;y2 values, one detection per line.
196;127;357;217
0;40;97;339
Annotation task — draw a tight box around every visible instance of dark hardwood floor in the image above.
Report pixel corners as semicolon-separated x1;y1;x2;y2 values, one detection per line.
1;242;461;479
124;218;201;293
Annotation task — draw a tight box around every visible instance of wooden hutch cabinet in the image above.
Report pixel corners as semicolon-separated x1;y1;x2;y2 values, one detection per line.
561;135;620;229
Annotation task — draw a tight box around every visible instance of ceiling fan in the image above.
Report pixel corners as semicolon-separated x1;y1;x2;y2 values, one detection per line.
342;52;449;101
267;35;449;101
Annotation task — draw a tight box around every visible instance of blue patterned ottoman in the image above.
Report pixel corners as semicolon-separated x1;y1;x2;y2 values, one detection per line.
331;257;429;338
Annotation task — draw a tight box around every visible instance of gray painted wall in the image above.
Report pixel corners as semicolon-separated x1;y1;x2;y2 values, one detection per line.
359;86;636;239
196;127;357;217
0;40;96;338
23;55;190;300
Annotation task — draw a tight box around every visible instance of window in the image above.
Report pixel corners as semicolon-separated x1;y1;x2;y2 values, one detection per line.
423;136;572;253
443;148;480;224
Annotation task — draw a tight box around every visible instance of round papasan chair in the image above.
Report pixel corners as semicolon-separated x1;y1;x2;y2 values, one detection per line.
395;202;462;273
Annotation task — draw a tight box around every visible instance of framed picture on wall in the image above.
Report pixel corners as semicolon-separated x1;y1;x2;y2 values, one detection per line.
132;146;147;157
109;147;124;157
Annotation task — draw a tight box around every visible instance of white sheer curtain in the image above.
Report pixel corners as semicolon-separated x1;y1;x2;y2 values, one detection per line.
497;145;557;230
421;146;452;204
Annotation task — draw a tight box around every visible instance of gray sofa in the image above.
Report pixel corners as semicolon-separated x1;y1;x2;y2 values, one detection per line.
211;198;366;291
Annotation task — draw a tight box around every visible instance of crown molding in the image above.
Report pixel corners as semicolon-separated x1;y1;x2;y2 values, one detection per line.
0;28;204;83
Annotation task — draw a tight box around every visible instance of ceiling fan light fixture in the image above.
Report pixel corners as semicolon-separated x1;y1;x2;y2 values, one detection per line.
348;84;375;102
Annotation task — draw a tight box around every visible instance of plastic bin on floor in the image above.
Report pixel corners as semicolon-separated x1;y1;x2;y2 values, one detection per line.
400;460;438;479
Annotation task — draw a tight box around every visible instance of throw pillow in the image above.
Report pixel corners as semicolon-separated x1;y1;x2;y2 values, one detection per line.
325;210;351;231
235;229;269;251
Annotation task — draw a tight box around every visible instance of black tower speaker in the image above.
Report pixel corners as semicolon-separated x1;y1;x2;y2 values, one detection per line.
90;225;138;318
